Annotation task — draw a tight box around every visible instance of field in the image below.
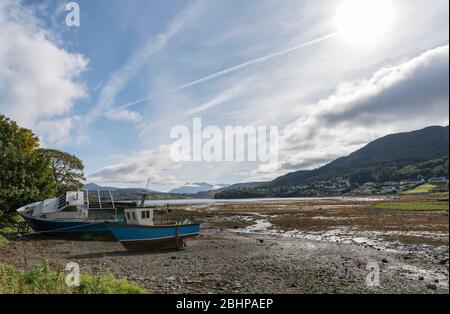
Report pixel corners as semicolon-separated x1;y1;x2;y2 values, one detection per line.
372;200;449;211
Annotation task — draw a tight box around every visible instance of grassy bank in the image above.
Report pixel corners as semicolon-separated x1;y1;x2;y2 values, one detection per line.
0;262;148;294
0;220;18;248
373;200;449;211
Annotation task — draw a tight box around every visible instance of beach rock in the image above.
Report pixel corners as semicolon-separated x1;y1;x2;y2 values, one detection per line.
427;284;437;290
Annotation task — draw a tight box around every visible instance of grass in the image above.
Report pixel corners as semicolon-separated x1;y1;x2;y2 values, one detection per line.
433;192;449;199
0;262;149;294
0;234;8;247
402;184;437;195
373;200;449;211
0;219;17;248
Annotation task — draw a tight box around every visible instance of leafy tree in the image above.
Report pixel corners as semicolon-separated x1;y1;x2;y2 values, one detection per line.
37;149;85;195
433;165;448;177
349;168;376;184
0;115;56;220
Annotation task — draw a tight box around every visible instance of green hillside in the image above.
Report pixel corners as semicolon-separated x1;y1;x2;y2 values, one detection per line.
267;125;449;187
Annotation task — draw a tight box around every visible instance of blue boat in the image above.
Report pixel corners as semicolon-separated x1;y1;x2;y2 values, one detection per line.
21;215;111;235
16;187;201;249
107;208;201;251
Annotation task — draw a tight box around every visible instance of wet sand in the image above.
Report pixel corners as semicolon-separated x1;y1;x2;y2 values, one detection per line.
1;196;448;294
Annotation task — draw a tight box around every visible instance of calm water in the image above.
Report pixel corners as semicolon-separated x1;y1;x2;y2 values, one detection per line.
143;196;380;206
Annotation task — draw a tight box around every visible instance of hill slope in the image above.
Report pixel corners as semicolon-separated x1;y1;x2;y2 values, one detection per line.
267;125;449;187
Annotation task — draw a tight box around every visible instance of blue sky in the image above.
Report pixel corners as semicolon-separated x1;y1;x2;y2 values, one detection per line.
0;0;449;191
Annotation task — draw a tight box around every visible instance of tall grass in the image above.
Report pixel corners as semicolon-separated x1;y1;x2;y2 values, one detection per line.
0;262;148;294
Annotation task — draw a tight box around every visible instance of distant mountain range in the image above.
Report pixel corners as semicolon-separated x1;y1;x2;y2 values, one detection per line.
169;182;230;194
194;182;268;198
81;183;195;200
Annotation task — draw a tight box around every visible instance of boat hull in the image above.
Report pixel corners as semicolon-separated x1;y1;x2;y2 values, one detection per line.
107;223;200;251
22;215;112;236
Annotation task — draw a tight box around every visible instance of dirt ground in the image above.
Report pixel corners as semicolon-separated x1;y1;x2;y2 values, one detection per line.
1;196;448;294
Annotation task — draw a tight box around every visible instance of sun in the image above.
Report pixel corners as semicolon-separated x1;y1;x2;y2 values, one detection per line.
334;0;396;47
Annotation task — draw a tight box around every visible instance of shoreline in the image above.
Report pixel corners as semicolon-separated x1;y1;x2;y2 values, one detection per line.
1;196;448;294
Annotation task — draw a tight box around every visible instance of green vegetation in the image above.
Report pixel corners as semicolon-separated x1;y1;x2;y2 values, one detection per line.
0;234;8;247
372;200;449;211
433;192;449;199
0;262;148;294
0;115;56;220
0;114;87;222
402;184;437;195
38;149;86;195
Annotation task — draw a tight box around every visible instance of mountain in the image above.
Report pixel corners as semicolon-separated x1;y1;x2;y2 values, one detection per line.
267;125;449;187
169;182;230;194
194;181;268;198
82;183;199;200
82;183;119;191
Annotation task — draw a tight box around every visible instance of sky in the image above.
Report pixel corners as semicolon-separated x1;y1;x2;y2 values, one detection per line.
0;0;449;191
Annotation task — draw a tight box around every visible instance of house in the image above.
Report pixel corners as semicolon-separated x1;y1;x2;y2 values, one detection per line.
401;178;425;184
428;177;449;184
382;185;398;194
360;182;377;194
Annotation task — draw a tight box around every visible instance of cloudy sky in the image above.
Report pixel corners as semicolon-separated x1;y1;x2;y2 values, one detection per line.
0;0;448;191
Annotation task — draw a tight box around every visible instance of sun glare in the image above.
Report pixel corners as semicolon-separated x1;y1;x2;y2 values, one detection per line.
334;0;396;47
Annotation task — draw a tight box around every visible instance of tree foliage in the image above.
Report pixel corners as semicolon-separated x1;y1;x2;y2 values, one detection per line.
0;115;56;218
38;149;85;195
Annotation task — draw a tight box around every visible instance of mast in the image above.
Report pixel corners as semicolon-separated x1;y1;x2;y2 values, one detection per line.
140;177;151;207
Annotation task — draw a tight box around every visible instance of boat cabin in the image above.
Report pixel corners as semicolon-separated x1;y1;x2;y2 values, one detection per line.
124;208;155;226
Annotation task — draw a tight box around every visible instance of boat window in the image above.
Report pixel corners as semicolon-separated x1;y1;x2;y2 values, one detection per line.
126;212;131;220
141;211;146;219
146;210;150;218
132;212;136;220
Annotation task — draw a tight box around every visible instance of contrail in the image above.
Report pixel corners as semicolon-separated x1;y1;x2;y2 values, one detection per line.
118;33;337;110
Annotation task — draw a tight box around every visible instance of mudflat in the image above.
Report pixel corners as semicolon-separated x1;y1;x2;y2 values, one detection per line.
1;196;448;294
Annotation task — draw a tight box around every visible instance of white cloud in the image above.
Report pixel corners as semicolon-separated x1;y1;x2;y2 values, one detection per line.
0;0;88;145
36;116;81;147
279;45;449;173
87;145;184;190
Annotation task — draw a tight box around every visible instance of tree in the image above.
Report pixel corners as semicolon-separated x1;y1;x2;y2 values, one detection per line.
38;149;85;195
0;115;56;219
